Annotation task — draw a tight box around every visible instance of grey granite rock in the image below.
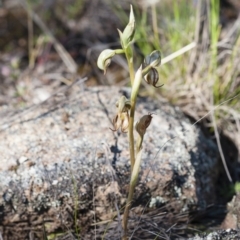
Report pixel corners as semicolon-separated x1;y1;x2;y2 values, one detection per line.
0;85;220;239
191;229;240;240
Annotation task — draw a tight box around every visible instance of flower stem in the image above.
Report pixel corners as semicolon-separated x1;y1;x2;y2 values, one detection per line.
124;45;135;172
122;66;142;239
122;184;134;239
128;104;135;172
122;149;143;239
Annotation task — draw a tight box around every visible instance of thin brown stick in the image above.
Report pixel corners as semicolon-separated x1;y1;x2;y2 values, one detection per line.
20;0;77;73
210;95;232;182
26;0;34;69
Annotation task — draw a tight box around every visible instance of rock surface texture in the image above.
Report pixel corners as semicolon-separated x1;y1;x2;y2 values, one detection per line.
0;85;220;239
190;229;240;240
221;192;240;230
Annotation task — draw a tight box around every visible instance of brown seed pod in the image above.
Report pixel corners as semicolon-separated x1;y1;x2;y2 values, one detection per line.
135;112;154;137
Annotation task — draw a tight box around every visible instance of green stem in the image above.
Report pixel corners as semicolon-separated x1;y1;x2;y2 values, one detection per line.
115;49;125;54
122;66;142;239
122;149;143;239
122;182;135;239
128;104;135;172
124;45;135;172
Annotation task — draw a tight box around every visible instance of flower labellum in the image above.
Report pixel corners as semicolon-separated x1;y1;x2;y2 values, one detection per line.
116;95;131;113
111;112;129;133
143;50;163;88
144;68;163;88
97;49;116;74
110;96;131;133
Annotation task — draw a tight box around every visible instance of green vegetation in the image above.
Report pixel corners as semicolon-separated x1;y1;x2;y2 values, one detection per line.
113;0;240;127
112;0;240;183
97;5;163;239
98;1;240;237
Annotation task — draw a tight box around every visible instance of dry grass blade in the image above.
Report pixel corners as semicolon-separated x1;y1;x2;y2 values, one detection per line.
211;103;232;182
19;0;78;73
161;42;196;65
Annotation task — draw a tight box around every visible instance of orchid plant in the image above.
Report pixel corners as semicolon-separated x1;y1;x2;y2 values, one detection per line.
97;5;162;239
